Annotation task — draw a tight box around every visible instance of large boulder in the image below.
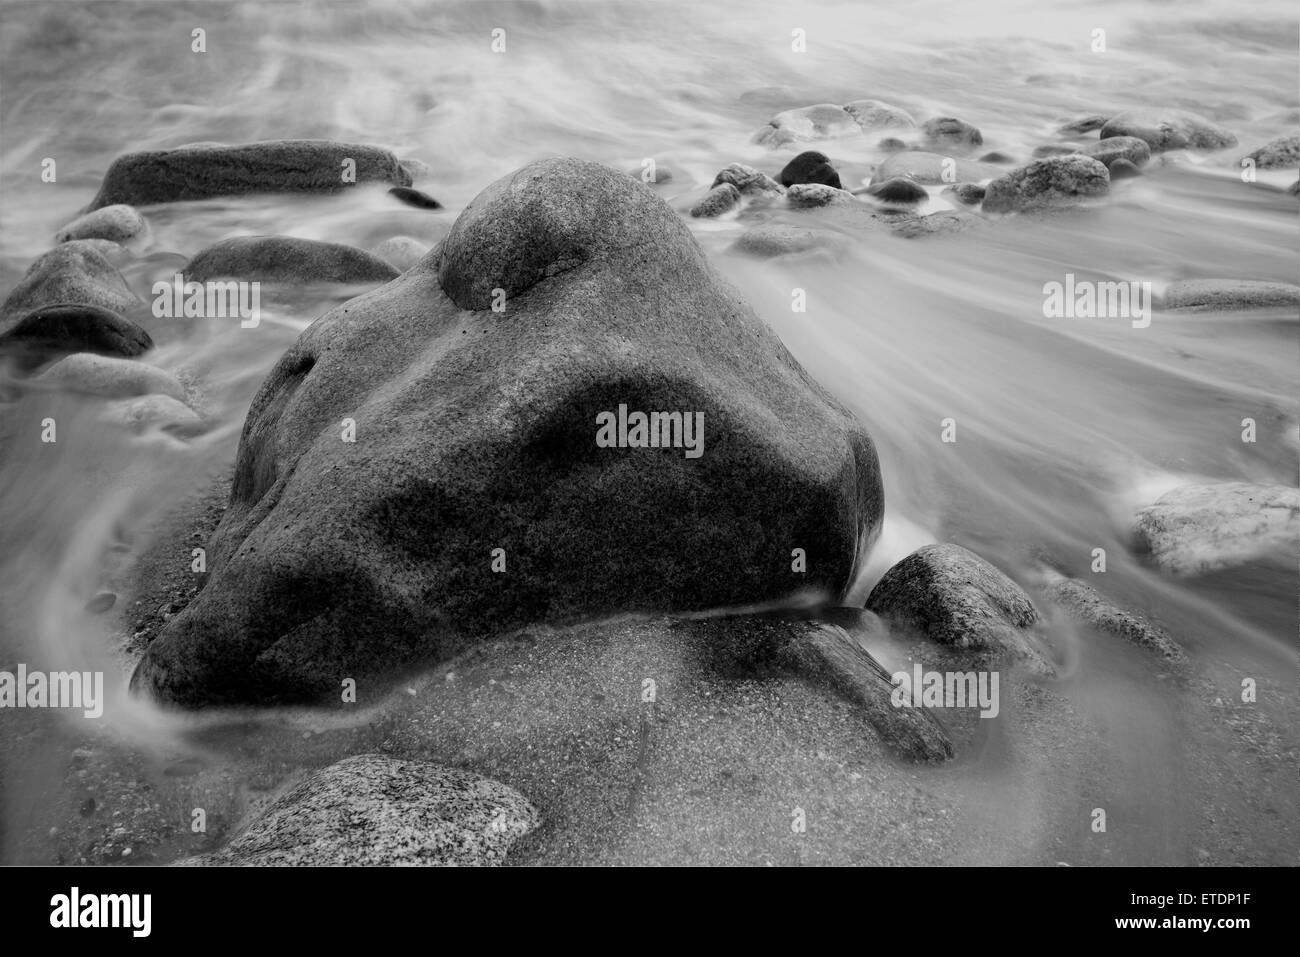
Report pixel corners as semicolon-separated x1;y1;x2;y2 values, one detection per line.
0;241;143;327
1132;483;1300;576
177;755;539;866
1099;109;1236;152
184;236;401;284
982;155;1110;213
131;158;884;707
83;140;412;211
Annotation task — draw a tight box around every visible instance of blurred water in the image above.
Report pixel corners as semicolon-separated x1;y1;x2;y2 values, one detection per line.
0;0;1296;864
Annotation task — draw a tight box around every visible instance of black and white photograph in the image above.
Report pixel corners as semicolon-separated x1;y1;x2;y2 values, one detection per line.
0;0;1295;926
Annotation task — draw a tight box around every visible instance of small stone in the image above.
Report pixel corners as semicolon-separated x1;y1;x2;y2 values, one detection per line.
1108;158;1142;180
776;151;841;189
982;155;1110;214
864;176;928;205
689;183;741;217
388;186;442;210
786;183;852;208
921;117;983;152
711;163;785;196
56;204;148;244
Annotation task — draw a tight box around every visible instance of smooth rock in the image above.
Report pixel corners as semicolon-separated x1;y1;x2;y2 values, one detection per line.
982;155;1110;214
185;236;401;284
1079;135;1151;167
866;544;1053;673
1159;279;1300;312
711;163;785;197
1043;577;1185;662
35;353;186;400
776;151;841;189
0;303;151;360
920;117;983;152
55;204;148;244
876;151;1002;185
786;183;853;208
978;151;1015;164
372;236;431;273
689;182;741;217
131;158;884;706
864;176;928;205
1099;109;1237;152
177;755;539;866
388;186;442;210
843;98;916;129
0;241;143;326
84;140;413;210
1058;115;1109;136
101;394;203;432
877;137;908;152
1133;483;1299;576
1241;135;1300;170
891;210;982;238
1033;144;1078;158
754;104;860;147
731;224;842;259
1107;159;1142;180
942;183;986;205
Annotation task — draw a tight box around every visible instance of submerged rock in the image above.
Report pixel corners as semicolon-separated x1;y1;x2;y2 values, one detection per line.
891;210;982;238
1058;114;1109;136
864;176;928;205
1241;135;1300;170
184;236;401;284
177;755;539;866
754;104;859;147
388;186;442;209
0;303;151;361
689;182;741;217
776;151;841;189
866;544;1053;674
920;116;983;152
1099;109;1237;152
35;353;185;400
1043;577;1185;662
131;158;884;706
0;241;143;326
875;151;1002;185
731;224;842;259
1132;483;1300;576
1158;279;1300;312
1079;135;1151;168
55;204;148;245
942;183;986;205
843;98;916;130
982;155;1110;214
1107;159;1142;180
372;236;431;273
83;140;412;210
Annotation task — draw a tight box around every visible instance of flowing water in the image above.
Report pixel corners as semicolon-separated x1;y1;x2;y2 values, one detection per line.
0;0;1296;865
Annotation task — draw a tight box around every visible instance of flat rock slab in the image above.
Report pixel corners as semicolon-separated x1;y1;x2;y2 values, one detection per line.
131;158;884;707
1158;279;1300;313
185;236;401;284
1133;483;1300;576
866;543;1054;675
1043;578;1185;663
176;754;539;866
84;140;412;210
